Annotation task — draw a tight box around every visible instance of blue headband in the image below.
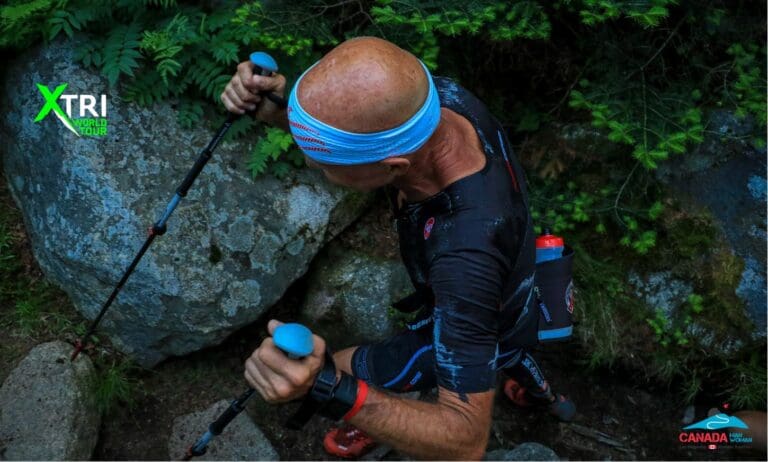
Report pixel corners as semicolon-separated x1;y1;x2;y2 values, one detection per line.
287;61;441;165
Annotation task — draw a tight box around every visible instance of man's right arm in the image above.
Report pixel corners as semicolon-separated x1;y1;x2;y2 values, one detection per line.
221;60;289;131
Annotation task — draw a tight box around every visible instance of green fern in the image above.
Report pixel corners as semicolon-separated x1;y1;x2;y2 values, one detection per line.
102;23;143;86
269;161;292;179
142;0;176;8
210;36;239;65
46;7;96;40
199;10;232;33
222;116;254;143
577;0;675;27
75;37;104;68
0;0;56;48
248;127;294;178
123;70;170;106
268;148;306;177
188;56;231;102
140;14;193;84
176;98;203;129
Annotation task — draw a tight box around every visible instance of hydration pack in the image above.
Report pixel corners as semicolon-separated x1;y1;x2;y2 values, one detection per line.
534;245;575;343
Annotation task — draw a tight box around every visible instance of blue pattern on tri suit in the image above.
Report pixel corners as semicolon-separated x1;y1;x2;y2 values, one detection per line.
350;76;540;399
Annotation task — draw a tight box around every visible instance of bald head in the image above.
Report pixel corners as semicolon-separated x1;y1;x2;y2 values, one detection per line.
297;37;429;133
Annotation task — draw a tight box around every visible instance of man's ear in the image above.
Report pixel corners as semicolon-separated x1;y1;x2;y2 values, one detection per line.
380;156;410;176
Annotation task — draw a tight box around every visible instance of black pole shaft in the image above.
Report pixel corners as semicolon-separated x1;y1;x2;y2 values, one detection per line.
183;388;256;460
177;113;238;197
71;233;157;360
210;388;255;435
71;90;287;361
70;115;238;361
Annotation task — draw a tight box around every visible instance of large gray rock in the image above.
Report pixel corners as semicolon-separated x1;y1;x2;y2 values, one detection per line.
655;110;766;337
485;443;559;461
0;341;100;460
0;41;371;365
566;110;766;343
300;241;413;346
627;270;693;318
167;399;278;461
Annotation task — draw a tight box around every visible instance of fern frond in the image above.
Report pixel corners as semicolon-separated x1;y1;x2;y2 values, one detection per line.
0;0;55;48
223;116;254;143
210;36;238;64
176;98;204;129
247;127;295;178
122;69;170;106
142;0;177;8
46;7;97;40
269;160;292;179
102;22;143;86
188;56;230;102
200;9;231;33
247;145;269;178
75;37;105;68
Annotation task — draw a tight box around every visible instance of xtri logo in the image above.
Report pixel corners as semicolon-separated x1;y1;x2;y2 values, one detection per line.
34;83;108;137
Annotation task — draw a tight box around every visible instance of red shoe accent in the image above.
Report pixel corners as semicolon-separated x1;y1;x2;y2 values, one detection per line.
323;424;377;459
503;378;532;407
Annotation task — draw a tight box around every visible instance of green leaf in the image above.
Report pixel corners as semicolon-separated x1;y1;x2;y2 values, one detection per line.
123;70;170;106
647;201;664;220
176;99;203;129
247;146;269;178
270;161;292;179
102;23;143;86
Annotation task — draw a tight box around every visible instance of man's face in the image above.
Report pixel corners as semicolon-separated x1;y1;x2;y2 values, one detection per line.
304;154;394;192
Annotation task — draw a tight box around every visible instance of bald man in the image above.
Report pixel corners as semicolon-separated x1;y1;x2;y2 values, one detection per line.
222;37;574;460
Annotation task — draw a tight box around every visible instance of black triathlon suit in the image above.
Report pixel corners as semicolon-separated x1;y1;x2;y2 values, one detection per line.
350;77;542;399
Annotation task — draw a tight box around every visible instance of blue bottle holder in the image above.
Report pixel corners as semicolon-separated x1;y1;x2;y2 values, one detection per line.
534;245;575;343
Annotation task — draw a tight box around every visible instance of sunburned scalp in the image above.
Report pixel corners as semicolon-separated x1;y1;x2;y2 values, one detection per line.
296;37;429;133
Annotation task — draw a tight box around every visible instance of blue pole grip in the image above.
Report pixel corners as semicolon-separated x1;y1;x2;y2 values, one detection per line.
273;323;314;359
250;51;278;77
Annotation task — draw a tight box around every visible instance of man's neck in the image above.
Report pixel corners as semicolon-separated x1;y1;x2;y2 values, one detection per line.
392;108;486;204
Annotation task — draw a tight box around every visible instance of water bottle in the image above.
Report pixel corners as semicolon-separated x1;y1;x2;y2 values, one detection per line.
535;228;564;263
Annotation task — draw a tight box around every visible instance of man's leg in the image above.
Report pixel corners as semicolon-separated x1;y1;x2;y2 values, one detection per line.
502;350;576;422
504;350;554;401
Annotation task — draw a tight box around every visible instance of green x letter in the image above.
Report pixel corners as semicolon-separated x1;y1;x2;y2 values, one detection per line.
34;83;80;136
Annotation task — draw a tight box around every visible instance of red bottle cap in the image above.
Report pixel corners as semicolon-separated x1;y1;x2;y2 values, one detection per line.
536;233;564;249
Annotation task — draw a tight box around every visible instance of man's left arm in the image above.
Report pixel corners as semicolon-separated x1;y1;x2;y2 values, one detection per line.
245;320;494;460
245;246;505;460
344;384;494;460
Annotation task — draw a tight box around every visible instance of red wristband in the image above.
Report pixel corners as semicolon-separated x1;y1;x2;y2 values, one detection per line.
342;379;368;421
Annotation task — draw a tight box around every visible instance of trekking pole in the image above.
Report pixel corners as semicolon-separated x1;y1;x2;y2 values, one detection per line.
182;323;315;460
71;52;288;361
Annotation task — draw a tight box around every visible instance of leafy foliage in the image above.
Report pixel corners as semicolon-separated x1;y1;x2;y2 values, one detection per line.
176;98;203;129
0;0;764;405
725;42;767;148
2;0;762;185
0;0;58;48
140;14;185;84
122;69;170;106
248;127;295;178
102;23;143;86
92;359;140;415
